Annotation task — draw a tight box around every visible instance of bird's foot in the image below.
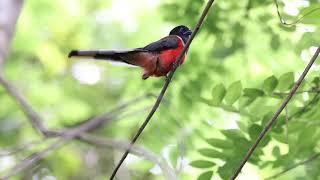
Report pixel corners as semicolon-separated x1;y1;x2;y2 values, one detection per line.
172;61;180;69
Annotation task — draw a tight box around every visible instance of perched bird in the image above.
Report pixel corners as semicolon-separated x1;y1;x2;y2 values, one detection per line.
68;25;192;79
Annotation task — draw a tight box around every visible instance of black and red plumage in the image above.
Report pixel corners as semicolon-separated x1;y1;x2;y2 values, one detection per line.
68;25;192;79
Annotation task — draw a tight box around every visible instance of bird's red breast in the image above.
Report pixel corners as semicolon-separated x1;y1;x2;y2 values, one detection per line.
159;36;185;70
122;35;186;79
152;35;186;77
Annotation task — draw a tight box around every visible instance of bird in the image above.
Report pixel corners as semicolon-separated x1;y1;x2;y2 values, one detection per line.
68;25;192;80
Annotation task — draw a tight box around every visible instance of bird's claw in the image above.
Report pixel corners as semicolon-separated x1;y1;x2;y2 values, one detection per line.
172;61;179;69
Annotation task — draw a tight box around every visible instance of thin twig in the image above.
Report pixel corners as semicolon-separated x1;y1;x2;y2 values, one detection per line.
1;112;118;179
78;134;176;180
0;75;151;138
62;94;153;134
0;96;152;179
0;140;44;157
1;105;163;179
274;0;320;26
231;47;320;180
289;92;320;120
0;75;51;137
109;0;216;179
266;153;320;179
273;88;320;96
1;138;68;179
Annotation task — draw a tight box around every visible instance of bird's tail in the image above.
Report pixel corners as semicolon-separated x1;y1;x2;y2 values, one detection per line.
68;49;146;63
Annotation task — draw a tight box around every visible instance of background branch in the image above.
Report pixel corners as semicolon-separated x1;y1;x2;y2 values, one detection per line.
0;82;167;179
273;88;320;96
231;47;320;179
79;134;176;180
266;153;320;179
0;75;50;137
0;140;44;157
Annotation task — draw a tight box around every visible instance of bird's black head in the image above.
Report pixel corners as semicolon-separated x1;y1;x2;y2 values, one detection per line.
169;25;192;44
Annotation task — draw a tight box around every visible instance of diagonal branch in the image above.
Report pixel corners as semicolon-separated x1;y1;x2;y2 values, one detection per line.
0;140;44;157
1;137;68;179
0;111;119;179
231;47;320;180
0;75;151;138
273;88;320;96
0;105;157;179
0;75;51;137
266;153;320;180
78;134;176;180
109;0;216;178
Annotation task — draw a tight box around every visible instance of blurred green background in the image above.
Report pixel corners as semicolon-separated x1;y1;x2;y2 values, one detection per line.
1;0;320;179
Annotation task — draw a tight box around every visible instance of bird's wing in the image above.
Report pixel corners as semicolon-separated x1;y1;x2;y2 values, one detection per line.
142;36;179;52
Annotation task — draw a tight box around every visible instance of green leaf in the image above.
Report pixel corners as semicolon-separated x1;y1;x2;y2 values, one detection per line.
200;97;214;106
248;124;263;140
243;88;265;98
197;171;213;180
277;72;294;91
206;138;233;149
225;81;242;105
212;83;226;105
263;75;278;94
198;148;221;158
297;126;317;148
272;146;281;157
221;129;246;141
239;96;256;107
312;77;320;86
272;133;287;144
261;112;273;126
237;120;248;132
190;160;215;168
217;160;240;179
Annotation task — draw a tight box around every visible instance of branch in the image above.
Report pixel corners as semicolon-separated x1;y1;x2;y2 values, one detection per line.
0;140;44;157
0;75;51;137
0;74;146;137
288;92;320;120
109;0;216;178
273;88;320;96
78;134;176;180
273;0;320;26
1;110;119;179
0;0;23;70
266;153;320;180
231;47;320;180
0;104;154;179
0;74;151;138
57;94;153;135
1;137;68;179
